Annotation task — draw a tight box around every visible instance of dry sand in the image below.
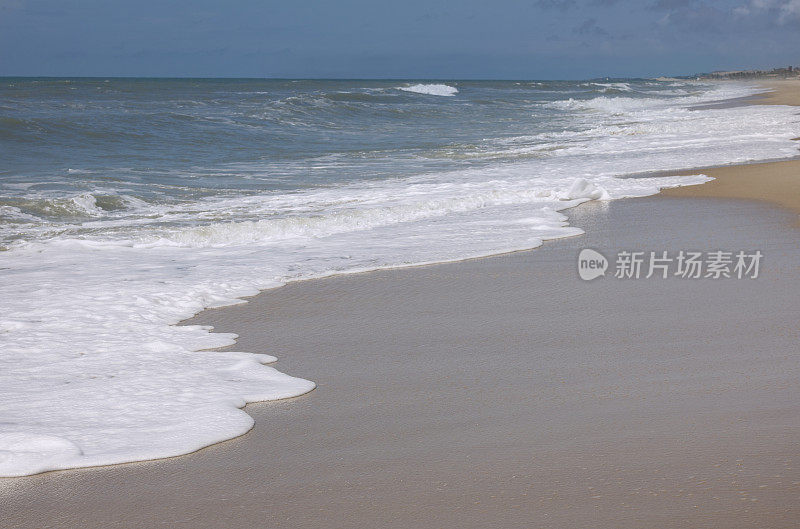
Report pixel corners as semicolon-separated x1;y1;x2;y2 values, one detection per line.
663;159;800;217
1;196;799;529
753;80;800;107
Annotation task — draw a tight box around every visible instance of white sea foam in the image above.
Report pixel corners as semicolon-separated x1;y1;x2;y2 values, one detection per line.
0;206;40;223
69;193;104;216
1;82;798;476
586;82;634;92
398;83;458;96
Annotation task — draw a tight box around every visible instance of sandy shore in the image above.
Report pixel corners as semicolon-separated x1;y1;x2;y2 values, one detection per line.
2;82;799;528
662;159;800;217
663;80;800;219
753;79;800;107
2;194;799;528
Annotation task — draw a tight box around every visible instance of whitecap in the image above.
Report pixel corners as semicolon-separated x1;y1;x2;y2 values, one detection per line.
397;84;458;96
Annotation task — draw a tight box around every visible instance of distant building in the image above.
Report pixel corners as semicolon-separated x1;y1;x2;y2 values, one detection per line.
699;66;800;80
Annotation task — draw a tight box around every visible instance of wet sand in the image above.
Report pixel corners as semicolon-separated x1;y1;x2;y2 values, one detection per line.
2;195;799;528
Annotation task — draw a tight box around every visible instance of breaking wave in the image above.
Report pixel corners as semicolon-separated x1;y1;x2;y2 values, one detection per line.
397;83;459;96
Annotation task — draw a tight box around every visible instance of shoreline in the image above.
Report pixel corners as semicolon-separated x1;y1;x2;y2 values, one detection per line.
1;79;799;527
4;193;798;528
663;79;800;216
752;79;800;106
2;79;799;478
661;158;800;218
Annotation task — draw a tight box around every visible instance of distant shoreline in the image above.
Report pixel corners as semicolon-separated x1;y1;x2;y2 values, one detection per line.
663;79;800;211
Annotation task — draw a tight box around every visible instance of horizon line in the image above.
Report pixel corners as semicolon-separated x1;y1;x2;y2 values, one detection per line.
0;74;696;82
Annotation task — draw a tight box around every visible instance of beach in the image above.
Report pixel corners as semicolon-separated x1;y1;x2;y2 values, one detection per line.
664;158;800;214
752;79;800;107
2;194;800;525
1;81;799;527
662;82;800;216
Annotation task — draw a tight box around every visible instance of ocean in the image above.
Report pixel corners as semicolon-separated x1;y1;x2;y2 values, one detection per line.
0;78;797;476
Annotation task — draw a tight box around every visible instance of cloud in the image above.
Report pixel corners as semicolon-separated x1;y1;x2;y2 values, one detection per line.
778;0;800;20
735;0;800;22
732;0;769;15
649;0;798;31
534;0;576;10
649;1;731;31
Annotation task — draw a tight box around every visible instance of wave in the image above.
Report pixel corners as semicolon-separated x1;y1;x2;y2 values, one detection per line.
542;82;752;115
0;193;149;225
2;78;799;477
590;82;634;93
397;84;458;96
149;180;612;248
0;205;41;223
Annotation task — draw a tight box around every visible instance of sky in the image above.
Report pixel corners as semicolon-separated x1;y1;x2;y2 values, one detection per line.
1;0;800;79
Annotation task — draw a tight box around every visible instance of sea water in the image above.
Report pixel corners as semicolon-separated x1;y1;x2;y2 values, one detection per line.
0;78;797;476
